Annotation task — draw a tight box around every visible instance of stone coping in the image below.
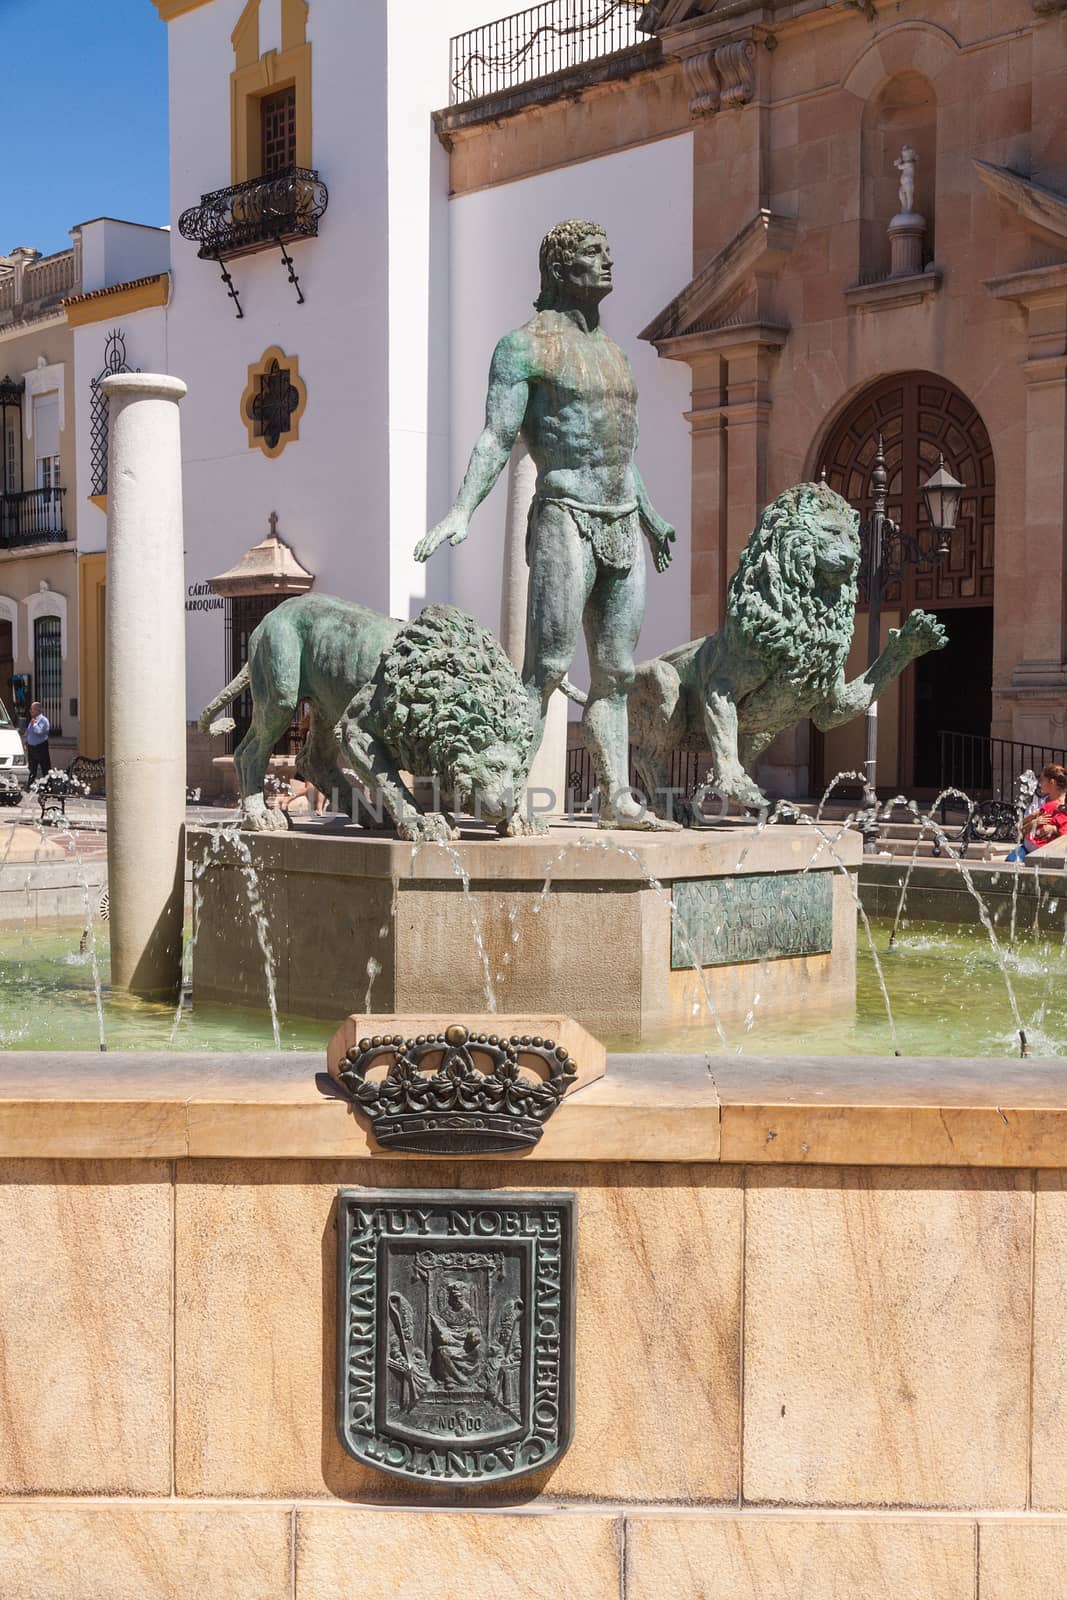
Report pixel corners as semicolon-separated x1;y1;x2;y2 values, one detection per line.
186;819;862;883
0;1051;1064;1167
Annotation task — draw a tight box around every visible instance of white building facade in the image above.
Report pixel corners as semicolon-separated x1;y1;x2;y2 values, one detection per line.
152;0;693;784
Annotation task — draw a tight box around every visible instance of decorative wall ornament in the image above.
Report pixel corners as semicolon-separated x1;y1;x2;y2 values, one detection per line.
337;1188;576;1485
681;36;756;117
336;1024;578;1153
681;49;720;115
89;329;134;498
716;38;756;109
241;345;307;458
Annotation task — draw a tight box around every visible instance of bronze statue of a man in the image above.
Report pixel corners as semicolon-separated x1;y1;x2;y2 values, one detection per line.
415;219;676;828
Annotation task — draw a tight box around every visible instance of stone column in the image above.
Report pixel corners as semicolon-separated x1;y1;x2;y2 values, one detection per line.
500;439;568;817
101;373;188;997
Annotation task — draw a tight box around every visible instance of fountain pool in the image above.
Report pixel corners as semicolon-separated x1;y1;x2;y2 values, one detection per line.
3;916;1066;1057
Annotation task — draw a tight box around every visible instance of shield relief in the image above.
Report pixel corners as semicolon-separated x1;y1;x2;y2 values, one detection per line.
337;1189;576;1485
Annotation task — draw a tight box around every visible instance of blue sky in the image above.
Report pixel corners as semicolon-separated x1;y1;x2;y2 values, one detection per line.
1;0;169;258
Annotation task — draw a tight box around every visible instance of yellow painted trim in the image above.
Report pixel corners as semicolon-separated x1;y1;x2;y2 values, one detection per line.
231;0;259;70
241;345;307;460
281;0;309;54
65;276;170;328
231;42;312;183
78;552;107;756
151;0;215;19
88;494;108;512
230;0;312;184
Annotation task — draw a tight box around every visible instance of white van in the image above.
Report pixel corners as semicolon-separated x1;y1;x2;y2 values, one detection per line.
0;698;28;787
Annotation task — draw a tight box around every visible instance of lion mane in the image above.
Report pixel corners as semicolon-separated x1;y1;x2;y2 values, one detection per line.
726;481;860;703
373;604;534;785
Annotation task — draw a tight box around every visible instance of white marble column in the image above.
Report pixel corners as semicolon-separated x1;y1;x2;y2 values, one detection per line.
101;373;188;997
500;439;568;817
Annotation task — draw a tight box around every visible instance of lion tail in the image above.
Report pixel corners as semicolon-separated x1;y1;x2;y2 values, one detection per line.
559;676;588;708
198;663;250;734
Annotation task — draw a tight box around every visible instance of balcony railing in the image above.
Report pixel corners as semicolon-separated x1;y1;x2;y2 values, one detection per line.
449;0;648;106
177;166;329;317
0;487;67;548
178;167;328;263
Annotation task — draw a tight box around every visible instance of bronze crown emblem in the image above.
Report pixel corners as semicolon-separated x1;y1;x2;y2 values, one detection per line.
336;1023;578;1154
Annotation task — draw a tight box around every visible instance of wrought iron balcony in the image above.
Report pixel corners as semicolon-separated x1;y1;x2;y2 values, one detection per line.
178;167;328;318
0;487;67;548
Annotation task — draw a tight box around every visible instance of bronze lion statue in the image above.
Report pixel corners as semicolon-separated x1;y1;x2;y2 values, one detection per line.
198;594;539;840
598;481;947;815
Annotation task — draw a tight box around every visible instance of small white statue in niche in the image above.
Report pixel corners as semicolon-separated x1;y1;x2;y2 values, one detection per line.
894;144;918;215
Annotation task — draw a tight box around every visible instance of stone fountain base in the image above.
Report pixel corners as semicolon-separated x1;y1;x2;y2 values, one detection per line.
187;821;860;1039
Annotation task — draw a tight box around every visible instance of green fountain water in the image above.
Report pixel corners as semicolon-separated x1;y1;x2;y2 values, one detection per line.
3;917;1065;1057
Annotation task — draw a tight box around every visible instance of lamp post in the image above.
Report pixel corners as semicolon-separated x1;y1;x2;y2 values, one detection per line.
856;436;964;831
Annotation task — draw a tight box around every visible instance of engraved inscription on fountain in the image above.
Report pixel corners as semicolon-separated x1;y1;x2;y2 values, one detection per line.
337;1189;575;1484
672;872;834;969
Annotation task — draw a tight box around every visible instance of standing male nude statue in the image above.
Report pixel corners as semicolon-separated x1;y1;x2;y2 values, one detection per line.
414;219;678;829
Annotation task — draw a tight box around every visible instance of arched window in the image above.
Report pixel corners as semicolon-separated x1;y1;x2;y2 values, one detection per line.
820;371;993;609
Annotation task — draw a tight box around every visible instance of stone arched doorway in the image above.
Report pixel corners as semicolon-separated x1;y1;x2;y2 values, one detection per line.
817;371;995;792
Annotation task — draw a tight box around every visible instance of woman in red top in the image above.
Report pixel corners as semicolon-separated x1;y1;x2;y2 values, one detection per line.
1007;763;1067;861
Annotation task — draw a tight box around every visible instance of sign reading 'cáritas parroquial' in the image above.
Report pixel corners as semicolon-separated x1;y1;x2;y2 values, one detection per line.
337;1189;575;1485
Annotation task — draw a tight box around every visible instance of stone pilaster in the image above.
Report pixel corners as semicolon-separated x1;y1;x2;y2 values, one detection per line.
986;263;1067;744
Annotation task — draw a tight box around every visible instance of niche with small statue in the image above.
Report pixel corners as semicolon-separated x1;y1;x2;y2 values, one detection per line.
860;71;936;281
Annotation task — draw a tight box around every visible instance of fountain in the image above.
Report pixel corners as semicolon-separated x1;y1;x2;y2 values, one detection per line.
2;234;1067;1598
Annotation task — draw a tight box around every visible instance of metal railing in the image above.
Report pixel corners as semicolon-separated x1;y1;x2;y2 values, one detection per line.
178;167;329;262
566;745;711;809
449;0;647;105
0;488;67;548
938;730;1067;802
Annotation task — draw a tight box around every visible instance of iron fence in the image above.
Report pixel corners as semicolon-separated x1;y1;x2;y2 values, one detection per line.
0;487;66;548
938;729;1067;803
566;745;712;810
449;0;646;105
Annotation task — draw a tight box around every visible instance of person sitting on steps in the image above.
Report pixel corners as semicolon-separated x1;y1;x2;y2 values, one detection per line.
1006;763;1067;862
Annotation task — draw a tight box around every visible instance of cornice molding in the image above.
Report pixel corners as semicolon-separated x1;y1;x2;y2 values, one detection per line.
985;260;1067;308
640;209;796;346
975;160;1067;244
657;319;788;362
64;273;170;327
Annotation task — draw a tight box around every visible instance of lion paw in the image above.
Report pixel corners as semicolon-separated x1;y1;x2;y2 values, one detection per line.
396;812;459;844
498;812;549;837
716;771;769;812
897;610;948;654
240;800;283;832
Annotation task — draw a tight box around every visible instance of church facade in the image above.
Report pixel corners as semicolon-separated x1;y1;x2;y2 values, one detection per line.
439;0;1067;795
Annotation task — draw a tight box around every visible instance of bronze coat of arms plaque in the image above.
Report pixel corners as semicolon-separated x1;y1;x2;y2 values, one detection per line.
337;1189;576;1485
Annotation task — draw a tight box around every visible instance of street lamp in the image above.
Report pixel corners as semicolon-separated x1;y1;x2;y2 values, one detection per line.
852;437;964;835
